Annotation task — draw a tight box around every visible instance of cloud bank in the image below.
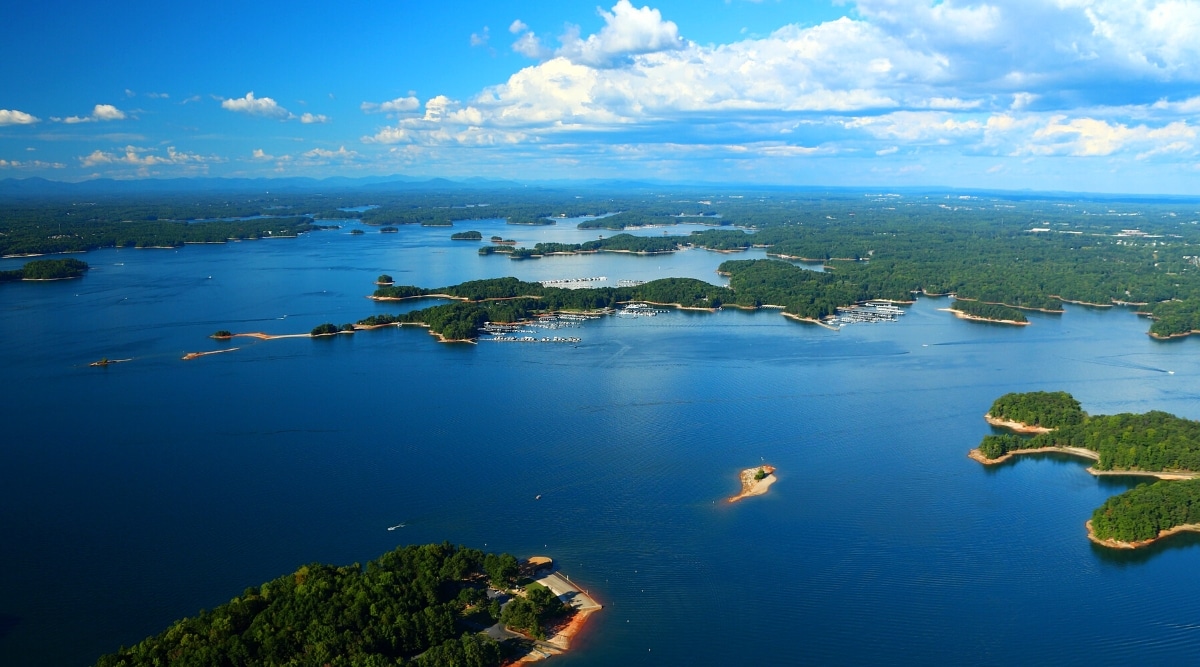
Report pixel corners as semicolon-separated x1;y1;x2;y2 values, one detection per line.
356;0;1200;185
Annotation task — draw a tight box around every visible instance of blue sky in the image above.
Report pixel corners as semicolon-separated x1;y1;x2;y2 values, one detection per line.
4;0;1200;193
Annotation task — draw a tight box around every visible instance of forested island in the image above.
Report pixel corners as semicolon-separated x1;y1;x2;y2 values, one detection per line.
0;257;89;281
972;392;1200;547
451;230;483;240
94;543;592;666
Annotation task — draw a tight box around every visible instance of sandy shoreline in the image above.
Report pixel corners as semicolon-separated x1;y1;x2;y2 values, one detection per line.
728;465;777;503
182;348;240;361
781;312;840;330
1086;519;1200;549
941;308;1030;326
969;447;1197;479
1149;329;1200;340
1052;296;1114;308
951;297;1064;314
984;414;1053;434
968;446;1098;465
513;569;602;663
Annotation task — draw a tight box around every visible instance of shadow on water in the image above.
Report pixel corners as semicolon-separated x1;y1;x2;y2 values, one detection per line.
1091;530;1200;566
976;449;1089;476
0;613;20;640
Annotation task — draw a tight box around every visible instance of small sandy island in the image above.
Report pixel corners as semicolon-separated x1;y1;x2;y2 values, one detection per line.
89;358;132;367
1086;519;1200;550
728;465;777;503
181;350;240;359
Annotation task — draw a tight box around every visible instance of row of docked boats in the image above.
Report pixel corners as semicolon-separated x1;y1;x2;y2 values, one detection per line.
831;301;906;326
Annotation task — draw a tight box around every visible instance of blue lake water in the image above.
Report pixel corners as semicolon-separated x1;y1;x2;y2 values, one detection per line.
3;219;1200;665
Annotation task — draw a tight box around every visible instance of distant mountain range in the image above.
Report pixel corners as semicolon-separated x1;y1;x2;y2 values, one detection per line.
0;175;534;197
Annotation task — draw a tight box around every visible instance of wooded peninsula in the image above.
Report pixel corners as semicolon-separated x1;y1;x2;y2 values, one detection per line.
972;391;1200;546
94;543;584;667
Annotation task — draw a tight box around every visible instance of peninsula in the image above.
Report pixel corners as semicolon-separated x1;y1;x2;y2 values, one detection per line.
95;544;600;667
972;391;1200;548
944;299;1029;325
729;465;777;503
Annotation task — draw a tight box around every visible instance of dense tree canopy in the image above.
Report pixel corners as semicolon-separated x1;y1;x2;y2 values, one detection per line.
0;258;89;281
988;392;1085;429
1091;478;1200;542
950;299;1029;323
978;392;1200;545
94;543;514;667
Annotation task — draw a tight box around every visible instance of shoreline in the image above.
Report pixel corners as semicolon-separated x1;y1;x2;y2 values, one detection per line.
941;308;1030;326
517;569;602;663
950;296;1064;314
1086;519;1200;550
968;446;1097;465
781;312;840;330
728;465;777;503
984;414;1053;434
968;447;1198;479
1149;328;1200;340
182;348;240;361
1052;296;1114;308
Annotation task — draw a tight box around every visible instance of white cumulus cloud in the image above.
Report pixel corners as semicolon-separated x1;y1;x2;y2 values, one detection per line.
81;145;209;167
0;109;40;126
361;96;421;114
299;113;329;124
63;104;127;124
557;0;684;67
221;92;292;119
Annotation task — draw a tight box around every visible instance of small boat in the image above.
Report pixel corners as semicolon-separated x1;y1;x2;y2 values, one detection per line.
535;494;542;500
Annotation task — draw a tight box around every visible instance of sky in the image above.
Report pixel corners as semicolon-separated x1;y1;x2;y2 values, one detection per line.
4;0;1200;193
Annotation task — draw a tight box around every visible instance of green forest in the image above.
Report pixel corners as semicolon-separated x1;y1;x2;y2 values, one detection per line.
0;258;89;281
978;393;1200;471
94;543;544;667
987;391;1085;429
1090;478;1200;542
949;299;1029;323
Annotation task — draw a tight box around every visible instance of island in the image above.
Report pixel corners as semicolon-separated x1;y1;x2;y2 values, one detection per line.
95;543;600;667
729;465;777;503
452;230;483;241
89;357;132;367
971;391;1200;548
0;258;89;282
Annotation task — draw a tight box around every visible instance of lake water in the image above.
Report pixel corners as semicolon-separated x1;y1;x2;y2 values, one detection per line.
3;219;1200;665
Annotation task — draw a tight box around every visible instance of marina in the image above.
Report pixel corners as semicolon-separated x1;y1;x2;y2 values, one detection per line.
479;336;582;343
830;302;906;326
540;276;607;288
617;303;668;317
